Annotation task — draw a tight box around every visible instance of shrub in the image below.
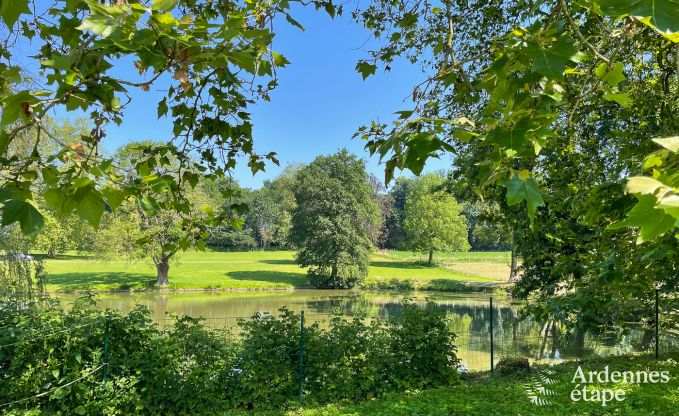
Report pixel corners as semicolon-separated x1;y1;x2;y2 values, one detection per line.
496;357;530;376
206;227;257;251
0;298;459;414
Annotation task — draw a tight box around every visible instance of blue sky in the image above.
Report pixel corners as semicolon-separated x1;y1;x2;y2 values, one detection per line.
23;3;451;189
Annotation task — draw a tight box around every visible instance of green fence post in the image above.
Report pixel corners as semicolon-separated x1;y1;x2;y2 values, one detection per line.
655;289;659;359
103;314;110;383
298;310;305;404
489;297;494;373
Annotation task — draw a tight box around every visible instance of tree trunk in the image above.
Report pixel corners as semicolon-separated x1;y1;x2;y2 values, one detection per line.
155;257;170;287
508;249;517;282
428;249;434;266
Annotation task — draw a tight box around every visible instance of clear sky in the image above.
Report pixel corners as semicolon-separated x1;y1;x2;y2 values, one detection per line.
23;3;452;189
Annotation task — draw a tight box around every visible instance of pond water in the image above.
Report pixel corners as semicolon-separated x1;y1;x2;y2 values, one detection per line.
58;290;676;371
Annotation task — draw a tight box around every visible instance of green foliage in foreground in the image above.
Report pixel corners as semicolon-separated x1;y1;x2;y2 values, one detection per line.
41;251;504;292
1;297;458;415
256;355;679;416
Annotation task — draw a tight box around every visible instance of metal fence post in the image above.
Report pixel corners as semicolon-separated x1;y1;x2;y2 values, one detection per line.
490;297;494;373
298;310;305;403
655;289;659;359
103;315;110;382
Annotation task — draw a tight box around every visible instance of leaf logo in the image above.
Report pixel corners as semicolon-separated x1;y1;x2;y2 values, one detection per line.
524;366;557;406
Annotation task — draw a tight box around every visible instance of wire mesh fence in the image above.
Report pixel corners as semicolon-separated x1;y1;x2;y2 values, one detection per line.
3;294;679;408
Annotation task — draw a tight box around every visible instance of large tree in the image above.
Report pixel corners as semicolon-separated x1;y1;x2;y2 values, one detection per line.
91;141;226;286
290;150;380;289
403;173;469;265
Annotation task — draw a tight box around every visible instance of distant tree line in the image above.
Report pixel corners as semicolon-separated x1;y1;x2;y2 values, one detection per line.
206;159;509;255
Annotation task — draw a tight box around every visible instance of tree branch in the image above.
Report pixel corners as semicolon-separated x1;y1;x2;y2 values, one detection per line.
559;0;610;65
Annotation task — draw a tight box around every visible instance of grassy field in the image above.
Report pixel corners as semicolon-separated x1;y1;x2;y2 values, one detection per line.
247;354;679;416
43;250;509;292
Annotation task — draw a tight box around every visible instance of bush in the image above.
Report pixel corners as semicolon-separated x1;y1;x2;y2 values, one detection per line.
0;298;459;414
496;357;530;376
206;227;257;251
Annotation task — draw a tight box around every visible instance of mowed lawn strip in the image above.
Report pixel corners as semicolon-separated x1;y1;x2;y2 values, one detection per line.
43;251;508;292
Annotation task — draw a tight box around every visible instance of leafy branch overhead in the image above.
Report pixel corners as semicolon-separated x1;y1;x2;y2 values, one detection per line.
354;0;679;241
0;0;338;238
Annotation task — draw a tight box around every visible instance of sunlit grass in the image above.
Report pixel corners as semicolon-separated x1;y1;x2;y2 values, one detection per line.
43;250;508;292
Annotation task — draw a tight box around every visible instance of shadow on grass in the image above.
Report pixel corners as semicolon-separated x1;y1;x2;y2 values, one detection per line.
227;270;307;287
34;253;94;261
370;260;435;269
47;272;155;291
259;259;296;265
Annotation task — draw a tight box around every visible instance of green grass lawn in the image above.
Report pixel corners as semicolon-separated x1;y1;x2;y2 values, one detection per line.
249;354;679;416
43;250;508;292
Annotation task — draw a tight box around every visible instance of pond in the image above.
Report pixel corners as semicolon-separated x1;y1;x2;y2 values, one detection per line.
58;290;676;371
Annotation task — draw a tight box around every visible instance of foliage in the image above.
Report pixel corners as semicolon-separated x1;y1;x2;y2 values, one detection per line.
279;355;679;416
0;253;46;301
35;213;87;257
352;0;679;333
82;141;231;286
0;0;337;242
495;357;530;376
375;176;412;249
403;173;469;264
290;150;380;288
462;201;511;251
0;297;459;414
206;226;257;251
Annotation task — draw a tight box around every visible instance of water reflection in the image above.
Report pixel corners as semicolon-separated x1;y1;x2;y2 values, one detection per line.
58;290;679;371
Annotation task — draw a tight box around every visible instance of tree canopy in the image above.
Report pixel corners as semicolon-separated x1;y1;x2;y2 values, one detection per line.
0;0;335;239
403;173;469;265
290;150;379;289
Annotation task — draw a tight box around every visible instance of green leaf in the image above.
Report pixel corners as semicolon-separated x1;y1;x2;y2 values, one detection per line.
609;194;677;243
102;187;126;211
658;194;679;218
596;0;679;42
356;61;377;80
157;98;168;118
525;39;579;81
1;200;45;238
503;171;544;221
594;62;626;86
625;176;671;195
1;91;36;127
151;0;178;12
0;0;30;28
41;166;60;186
139;195;161;213
0;130;10;156
76;188;105;227
653;136;679;152
285;13;305;31
603;93;633;107
76;14;117;38
272;52;290;67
